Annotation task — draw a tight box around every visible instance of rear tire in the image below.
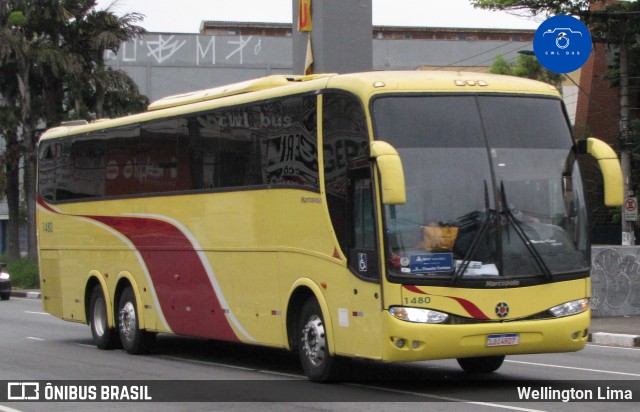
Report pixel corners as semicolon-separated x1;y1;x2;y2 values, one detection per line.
89;286;118;349
297;298;339;381
117;286;155;354
0;292;9;301
457;355;505;373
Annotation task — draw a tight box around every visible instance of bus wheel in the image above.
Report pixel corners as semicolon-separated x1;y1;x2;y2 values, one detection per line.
457;355;505;374
117;287;155;354
297;298;338;381
89;286;118;349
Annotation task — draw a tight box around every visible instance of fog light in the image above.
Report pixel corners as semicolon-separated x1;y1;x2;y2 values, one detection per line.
395;338;406;348
412;340;420;349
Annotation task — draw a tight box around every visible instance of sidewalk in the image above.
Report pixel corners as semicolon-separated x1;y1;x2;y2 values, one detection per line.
590;316;640;348
9;290;640;348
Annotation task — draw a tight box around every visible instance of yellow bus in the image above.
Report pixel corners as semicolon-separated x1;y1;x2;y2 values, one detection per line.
36;71;623;381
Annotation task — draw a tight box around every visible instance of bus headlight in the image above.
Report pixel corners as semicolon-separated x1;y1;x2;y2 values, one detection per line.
389;307;449;324
549;298;590;318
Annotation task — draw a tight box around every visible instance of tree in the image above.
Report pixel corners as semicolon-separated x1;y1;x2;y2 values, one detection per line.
0;4;57;259
476;0;640;242
471;0;593;17
0;0;147;259
489;53;564;90
0;26;21;259
62;1;147;119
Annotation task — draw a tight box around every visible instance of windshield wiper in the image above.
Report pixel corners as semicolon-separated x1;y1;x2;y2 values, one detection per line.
499;181;553;281
452;181;493;285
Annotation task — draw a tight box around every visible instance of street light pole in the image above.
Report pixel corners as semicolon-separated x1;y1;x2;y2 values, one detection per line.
619;41;635;245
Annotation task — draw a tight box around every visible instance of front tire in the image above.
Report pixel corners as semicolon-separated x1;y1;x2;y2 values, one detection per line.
118;286;155;354
0;292;9;301
457;355;505;373
297;298;339;381
89;286;118;349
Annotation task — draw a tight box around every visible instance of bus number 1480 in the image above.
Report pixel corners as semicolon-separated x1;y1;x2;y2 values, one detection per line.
404;297;431;305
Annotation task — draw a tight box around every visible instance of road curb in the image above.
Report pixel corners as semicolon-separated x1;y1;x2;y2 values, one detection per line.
589;332;640;348
10;290;42;299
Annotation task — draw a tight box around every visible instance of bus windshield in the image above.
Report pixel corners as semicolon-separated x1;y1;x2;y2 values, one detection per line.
373;95;589;284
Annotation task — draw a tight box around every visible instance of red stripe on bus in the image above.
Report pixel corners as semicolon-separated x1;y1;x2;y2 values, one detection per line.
87;215;239;341
402;285;426;295
37;196;59;213
39;196;239;342
402;285;490;320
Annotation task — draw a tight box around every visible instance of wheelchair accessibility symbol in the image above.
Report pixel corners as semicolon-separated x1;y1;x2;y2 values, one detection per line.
358;253;368;272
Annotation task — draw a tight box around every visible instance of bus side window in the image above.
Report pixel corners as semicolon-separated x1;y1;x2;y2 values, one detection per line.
348;167;379;280
322;91;369;256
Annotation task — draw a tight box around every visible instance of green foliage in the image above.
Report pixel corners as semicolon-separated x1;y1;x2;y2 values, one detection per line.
489;54;564;91
471;0;593;16
1;0;148;259
488;55;513;75
7;11;27;28
0;256;39;289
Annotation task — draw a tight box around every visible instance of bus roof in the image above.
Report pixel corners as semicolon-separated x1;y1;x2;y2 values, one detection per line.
40;71;561;141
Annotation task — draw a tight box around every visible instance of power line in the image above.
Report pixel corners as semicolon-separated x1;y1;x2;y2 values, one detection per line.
431;40;523;70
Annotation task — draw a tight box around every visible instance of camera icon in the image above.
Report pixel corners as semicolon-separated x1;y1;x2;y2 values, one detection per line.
542;28;583;50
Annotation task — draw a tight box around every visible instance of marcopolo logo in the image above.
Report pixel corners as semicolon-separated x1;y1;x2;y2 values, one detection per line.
533;15;592;74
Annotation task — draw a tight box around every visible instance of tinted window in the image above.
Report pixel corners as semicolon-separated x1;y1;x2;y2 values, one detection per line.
322;92;369;254
38;94;319;202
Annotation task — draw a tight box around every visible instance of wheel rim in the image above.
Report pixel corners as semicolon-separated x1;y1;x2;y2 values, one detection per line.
93;296;107;336
301;314;326;367
119;301;136;342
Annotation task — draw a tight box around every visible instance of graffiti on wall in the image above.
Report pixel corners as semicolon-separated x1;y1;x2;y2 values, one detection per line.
106;34;289;67
591;247;640;316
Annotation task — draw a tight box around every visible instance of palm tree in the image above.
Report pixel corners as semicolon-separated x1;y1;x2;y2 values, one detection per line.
0;0;147;259
63;1;147;119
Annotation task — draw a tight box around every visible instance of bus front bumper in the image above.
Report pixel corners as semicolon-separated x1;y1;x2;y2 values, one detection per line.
382;309;590;362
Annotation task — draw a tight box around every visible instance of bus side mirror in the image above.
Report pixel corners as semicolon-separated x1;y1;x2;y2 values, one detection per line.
578;137;623;206
370;141;406;205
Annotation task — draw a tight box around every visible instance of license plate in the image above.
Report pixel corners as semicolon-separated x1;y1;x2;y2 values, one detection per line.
486;333;519;347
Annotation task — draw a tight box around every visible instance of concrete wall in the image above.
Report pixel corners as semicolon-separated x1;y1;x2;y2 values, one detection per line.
106;33;533;102
592;246;640;317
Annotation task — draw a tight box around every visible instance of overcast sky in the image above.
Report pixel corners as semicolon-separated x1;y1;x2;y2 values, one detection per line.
95;0;541;33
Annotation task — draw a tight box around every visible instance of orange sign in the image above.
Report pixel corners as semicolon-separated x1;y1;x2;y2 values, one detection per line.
298;0;312;32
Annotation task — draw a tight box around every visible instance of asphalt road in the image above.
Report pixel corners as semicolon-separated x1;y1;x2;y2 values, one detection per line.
0;296;639;412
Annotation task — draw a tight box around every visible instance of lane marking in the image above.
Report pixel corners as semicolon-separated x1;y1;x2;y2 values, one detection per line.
26;337;45;341
24;311;49;316
0;405;24;412
505;359;640;377
348;383;547;412
159;355;304;379
159;355;257;371
259;370;305;379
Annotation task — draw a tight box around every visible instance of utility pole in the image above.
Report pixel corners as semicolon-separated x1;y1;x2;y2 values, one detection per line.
620;39;634;245
292;0;372;74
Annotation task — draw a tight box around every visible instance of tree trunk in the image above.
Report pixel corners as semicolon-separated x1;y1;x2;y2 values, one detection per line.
3;132;21;261
23;147;38;259
16;55;38;259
